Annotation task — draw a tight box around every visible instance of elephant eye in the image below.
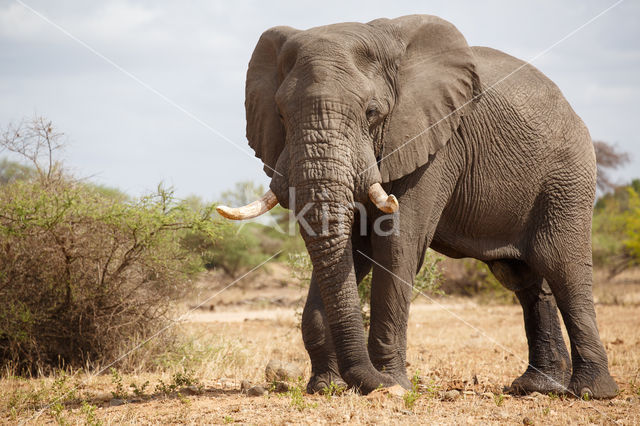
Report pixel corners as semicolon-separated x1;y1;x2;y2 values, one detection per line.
366;105;379;123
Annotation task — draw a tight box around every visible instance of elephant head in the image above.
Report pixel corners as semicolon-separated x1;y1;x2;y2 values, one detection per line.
217;15;480;392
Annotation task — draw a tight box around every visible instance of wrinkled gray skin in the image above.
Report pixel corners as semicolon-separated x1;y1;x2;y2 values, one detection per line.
243;15;618;398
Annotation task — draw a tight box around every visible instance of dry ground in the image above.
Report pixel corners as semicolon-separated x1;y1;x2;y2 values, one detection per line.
2;267;640;425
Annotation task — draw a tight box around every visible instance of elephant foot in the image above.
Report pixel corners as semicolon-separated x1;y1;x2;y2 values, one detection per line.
371;358;411;390
568;365;618;399
509;366;570;395
306;371;347;395
341;365;397;394
389;371;412;390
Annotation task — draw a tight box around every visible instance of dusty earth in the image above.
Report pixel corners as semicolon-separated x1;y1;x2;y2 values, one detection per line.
2;265;640;425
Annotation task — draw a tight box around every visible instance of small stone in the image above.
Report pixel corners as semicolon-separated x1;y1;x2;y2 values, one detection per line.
240;380;252;392
265;359;303;382
273;381;290;393
387;384;407;397
463;390;475;396
247;386;267;397
481;392;494;399
182;385;203;395
523;416;534;425
529;392;544;399
443;390;460;401
109;398;125;407
366;385;405;404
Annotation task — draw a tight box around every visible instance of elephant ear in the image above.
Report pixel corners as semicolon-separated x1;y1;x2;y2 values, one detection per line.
374;15;481;182
245;26;299;177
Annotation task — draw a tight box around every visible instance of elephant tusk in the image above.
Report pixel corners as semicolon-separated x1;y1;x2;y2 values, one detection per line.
368;183;399;214
216;189;279;220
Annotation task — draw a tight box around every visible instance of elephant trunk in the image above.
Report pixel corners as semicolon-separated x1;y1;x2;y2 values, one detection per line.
291;132;394;393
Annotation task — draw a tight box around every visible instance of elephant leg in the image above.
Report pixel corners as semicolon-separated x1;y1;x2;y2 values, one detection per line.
302;275;345;394
303;238;372;394
540;264;618;399
366;237;420;390
488;260;571;394
527;215;618;399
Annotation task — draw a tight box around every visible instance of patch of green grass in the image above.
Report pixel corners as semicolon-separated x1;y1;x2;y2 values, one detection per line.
494;393;505;406
323;381;347;399
80;401;102;426
155;370;202;396
3;370;79;419
404;372;422;410
130;380;149;398
50;401;67;425
286;380;317;411
223;415;234;423
421;377;441;399
110;368;128;400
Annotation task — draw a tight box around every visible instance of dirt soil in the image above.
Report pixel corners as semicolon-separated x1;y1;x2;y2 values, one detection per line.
3;266;640;425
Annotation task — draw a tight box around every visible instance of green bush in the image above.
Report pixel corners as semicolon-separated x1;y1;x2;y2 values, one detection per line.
0;179;218;374
592;179;640;275
0;119;219;374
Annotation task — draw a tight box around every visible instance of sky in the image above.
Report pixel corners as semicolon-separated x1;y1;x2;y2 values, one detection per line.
0;0;638;200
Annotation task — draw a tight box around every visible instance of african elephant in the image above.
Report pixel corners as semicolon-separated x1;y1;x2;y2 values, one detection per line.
217;15;618;399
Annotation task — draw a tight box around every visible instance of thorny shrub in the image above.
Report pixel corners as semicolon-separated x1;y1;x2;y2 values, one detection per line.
0;118;219;374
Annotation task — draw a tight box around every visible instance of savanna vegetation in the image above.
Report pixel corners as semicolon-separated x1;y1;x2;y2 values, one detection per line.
1;119;639;423
0;118;221;374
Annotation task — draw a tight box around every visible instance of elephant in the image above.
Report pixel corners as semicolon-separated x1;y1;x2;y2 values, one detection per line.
217;15;618;399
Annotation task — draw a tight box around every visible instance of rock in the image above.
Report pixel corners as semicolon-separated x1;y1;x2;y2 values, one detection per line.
181;385;203;395
443;390;460;401
240;380;252;392
529;391;544;399
366;385;406;405
109;398;125;407
386;385;407;397
247;386;267;397
481;392;494;399
273;381;290;393
265;359;303;382
523;416;534;425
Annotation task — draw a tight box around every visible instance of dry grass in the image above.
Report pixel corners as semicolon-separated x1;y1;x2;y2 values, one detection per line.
2;269;639;425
